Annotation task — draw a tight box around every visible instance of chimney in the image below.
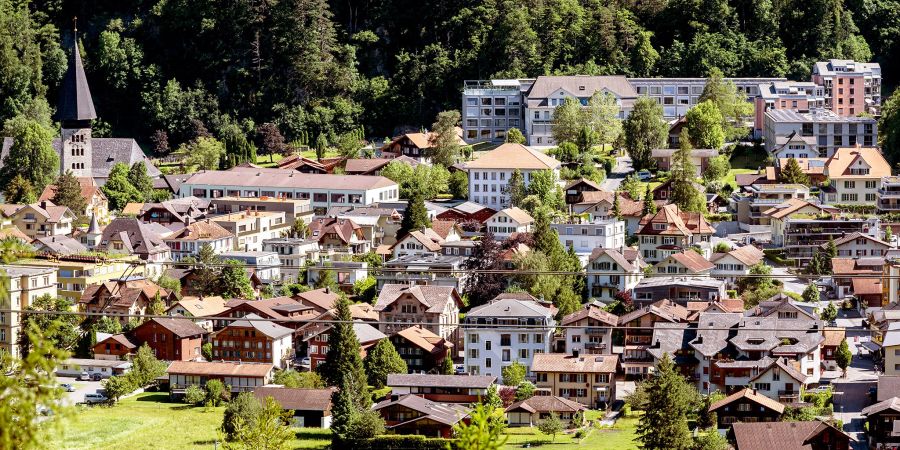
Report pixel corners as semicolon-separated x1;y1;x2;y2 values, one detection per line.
40;201;48;209
572;349;579;358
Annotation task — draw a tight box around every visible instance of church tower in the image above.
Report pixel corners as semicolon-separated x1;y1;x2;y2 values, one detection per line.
56;21;96;178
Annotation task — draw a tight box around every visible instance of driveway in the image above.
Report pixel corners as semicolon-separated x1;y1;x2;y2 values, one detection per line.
768;264;806;295
58;377;104;406
600;155;633;191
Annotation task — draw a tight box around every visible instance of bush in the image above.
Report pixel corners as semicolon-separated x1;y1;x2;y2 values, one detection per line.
574;429;587;439
343;435;453;450
204;379;230;406
222;391;262;440
346;409;386;440
184;384;206;405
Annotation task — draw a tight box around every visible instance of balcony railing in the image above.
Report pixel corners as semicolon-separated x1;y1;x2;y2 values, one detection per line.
724;376;751;386
585;328;608;335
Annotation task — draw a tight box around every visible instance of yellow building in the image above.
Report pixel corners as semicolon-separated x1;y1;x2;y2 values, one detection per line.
0;265;58;358
14;256;144;304
883;327;900;376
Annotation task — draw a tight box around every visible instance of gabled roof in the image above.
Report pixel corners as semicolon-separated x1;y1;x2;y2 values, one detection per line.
167;296;229;318
761;198;837;220
708;388;786;414
577;191;643;216
393;326;453;353
136;317;208;338
165;220;232;241
531;353;618;373
637;204;714;236
587;248;644;272
824;147;890;179
96;333;137;350
560;302;618;327
709;245;765;266
399;228;445;252
506;396;586;414
466;298;553;319
526;76;637;103
619;299;690;324
387;374;496;389
494;207;534;225
463;143;561;170
373;394;469;426
863;396;900;416
825;231;890;249
375;284;462;314
100;218;170;256
309;217;363;244
731;420;851;450
39;177;106;204
253;387;336;412
663;251;714;273
224;313;294;339
33;235;87;255
293;288;340;312
166;360;273;377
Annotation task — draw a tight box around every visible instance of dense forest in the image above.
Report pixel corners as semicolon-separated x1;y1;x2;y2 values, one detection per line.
2;0;899;153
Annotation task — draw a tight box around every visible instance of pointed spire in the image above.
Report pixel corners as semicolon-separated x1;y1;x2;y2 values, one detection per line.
88;212;101;234
56;17;96;123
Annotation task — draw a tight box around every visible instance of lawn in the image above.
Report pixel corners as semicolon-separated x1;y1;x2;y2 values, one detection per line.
501;416;639;450
47;392;331;450
723;168;757;190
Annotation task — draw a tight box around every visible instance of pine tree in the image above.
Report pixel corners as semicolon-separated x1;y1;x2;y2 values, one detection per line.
835;339;852;377
612;193;622;219
53;171;88;219
670;129;706;212
623;97;667;171
363;339;408;389
396;193;431;239
780;158;810;185
532;209;562;258
3;174;36;204
440;356;454;375
636;354;695;450
221;260;255;299
642;184;657;216
463;229;505;308
318;295;370;404
508;169;526;208
802;283;820;303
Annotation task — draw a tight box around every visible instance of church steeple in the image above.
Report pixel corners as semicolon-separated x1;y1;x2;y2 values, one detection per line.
56;18;96;124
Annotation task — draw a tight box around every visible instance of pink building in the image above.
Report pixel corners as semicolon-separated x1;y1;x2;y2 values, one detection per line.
811;59;881;117
753;81;824;137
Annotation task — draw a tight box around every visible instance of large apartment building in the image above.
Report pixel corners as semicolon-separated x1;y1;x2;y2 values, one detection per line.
763;108;877;157
811;59;882;115
754;81;825;137
463;143;561;210
0;265;57;358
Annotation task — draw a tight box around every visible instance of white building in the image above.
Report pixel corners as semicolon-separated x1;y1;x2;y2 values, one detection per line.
179;167;399;214
823;147;891;205
709;245;766;287
552;219;625;256
211;210;288;252
763;109;877;158
586;248;646;301
463;297;555;377
163;220;235;261
262;238;321;284
219;251;281;283
464;143;561;210
487;207;534;240
0;265;57;358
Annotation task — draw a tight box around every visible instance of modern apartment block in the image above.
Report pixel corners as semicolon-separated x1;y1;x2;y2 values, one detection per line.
878;176;900;212
461;76;783;145
464;143;561;210
462;297;555;377
782;217;878;263
753;81;826;137
811;59;882;116
731;184;812;226
762;109;877;157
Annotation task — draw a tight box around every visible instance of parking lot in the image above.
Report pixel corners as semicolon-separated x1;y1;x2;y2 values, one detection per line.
57;376;104;406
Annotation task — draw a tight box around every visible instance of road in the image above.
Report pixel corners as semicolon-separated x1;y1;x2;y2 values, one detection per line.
600;155;633;191
768;264;807;295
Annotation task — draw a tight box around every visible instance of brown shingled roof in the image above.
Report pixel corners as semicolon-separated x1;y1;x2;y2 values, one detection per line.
393;325;453;353
253;387;336;412
708;388;786;414
531;353;618;373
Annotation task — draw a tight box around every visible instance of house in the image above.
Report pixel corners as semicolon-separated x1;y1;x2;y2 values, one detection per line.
754;81;826;137
763;108;877;158
585;248;646;301
14;255;144;304
653;251;714;276
167;360;274;399
79;277;177;324
636;204;714;264
165;296;229;331
298;318;386;370
770;132;821;160
710;245;766;286
275;155;328;174
762;199;841;247
219;251;282;284
130;317;207;361
32;235;88;255
832;257;883;301
387;373;496;403
464;143;562;210
651;148;719;176
812;59;882;115
380;129;466;162
532;352;618;409
56;358;132;379
823;147;891;205
375;284;463;342
632;276;726;307
462;296;555;377
651;179;705;204
308;217;370;254
434;201;496;225
731;420;851;450
2;202;76;240
389;326;454;374
506;396;587;427
552;219;625;255
828;232;892;258
98;218;171;276
571;191;644;234
211;313;295;368
209;196;314;230
0;265;57;358
163;220;234;261
393;227;456;259
373;394;470;438
92;334;137;360
253;387;335;428
821;327;845;370
781;216;876;264
558;302;618;355
39;176;109;222
747;295;818;320
135;196;212;226
180;167;399;214
486;207;533;240
344;156;422;175
210;210;288;253
262;238;320;283
864;396;900;449
211;296;313;329
707;388;785;430
618;300;690;378
376;254;467;291
883;327;900;376
731;184;813;226
564;179;603;206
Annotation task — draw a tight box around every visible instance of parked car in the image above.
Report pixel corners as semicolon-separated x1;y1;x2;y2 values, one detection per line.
60;383;75;392
636;170;652;181
90;373;103;381
299;356;311;366
83;393;108;404
454;364;466;375
77;372;90;381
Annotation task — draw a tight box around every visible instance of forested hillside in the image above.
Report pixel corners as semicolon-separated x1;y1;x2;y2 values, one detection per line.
2;0;899;153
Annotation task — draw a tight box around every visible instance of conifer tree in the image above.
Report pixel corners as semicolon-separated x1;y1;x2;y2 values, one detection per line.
321;295;371;443
363;339;407;389
612;192;621;219
636;354;695;450
508;169;526;208
397;192;431;239
670;130;706;212
780;158;810;185
642;184;657;216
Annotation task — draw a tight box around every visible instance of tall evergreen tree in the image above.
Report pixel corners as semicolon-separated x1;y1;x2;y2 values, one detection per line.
3;174;36;204
463;229;505;308
642;184;658;216
363;339;408;389
636;354;695;450
52;171;88;220
612;193;622;219
127;162;155;202
623;97;667;171
508;169;526;208
670;130;706;212
397;192;431;239
220;260;255;299
780;157;810;185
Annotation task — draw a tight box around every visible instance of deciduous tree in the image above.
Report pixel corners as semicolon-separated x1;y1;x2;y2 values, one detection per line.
220;260;255;299
537;413;564;442
0;116;59;195
685;100;726;149
624;97;667;171
223;396;293;450
506;128;526;144
501;361;527;386
429;110;462;167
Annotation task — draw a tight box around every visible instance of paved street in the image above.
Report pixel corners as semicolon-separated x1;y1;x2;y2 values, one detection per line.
769;264;806;295
600;155;633;191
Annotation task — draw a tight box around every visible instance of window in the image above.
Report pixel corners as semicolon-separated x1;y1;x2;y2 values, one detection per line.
519;349;528;359
754;383;771;391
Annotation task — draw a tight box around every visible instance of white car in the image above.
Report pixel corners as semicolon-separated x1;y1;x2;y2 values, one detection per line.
299;357;311;366
636;170;652;181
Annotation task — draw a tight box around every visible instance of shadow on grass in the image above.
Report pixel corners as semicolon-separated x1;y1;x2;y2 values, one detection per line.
135;393;171;402
193;439;219;446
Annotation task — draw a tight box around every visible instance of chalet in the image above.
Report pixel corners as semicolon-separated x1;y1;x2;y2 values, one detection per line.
253;387;335;428
164;296;229;331
486;207;534;240
618;300;690;378
557;302;618;355
373;394;469;438
275;154;329;174
707;388;786;430
571;191;644;234
832;257;883;302
531;352;618;409
387;373;496;403
823;147;891;206
210;313;295;368
381;128;466;162
163;220;234;261
375;284;462;341
134;196;212;226
506;396;587;427
308;217;370;254
98;218;172;268
79;278;177;324
92;334;137;361
710;245;766;287
636;204;714;264
167;360;274;399
821;327;845;371
39;176;109;222
585;248;645;301
653;250;714;276
392;226;461;259
3;201;76;240
732;184;812;226
731;420;851;450
130;317;208;362
632;276;726;307
389;326;454;374
563;178;603;206
344;156;421;175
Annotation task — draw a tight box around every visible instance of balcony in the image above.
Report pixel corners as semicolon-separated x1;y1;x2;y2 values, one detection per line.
778;390;800;401
622;354;654;363
584;342;607;350
724;376;751;386
585;328;608;335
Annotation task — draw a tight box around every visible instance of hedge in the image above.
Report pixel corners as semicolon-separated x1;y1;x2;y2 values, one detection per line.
343;435;456;450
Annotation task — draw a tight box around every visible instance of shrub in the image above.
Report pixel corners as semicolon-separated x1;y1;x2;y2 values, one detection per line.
184;384;206;405
204;379;230;406
222;391;262;440
343;435;453;450
574;429;587;439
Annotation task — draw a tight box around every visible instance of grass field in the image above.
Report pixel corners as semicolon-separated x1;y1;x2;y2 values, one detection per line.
501;417;639;450
48;393;331;450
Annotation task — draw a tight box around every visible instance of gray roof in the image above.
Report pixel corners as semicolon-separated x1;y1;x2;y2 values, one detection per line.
99;218;170;256
765;108;877;123
526;76;638;107
387;374;496;389
466;298;553;320
883;329;900;347
878;376;900;402
375;284;460;314
228;313;294;339
33;235;88;255
0;137;160;181
182;167;397;191
353;321;387;343
634;276;725;289
56;33;96;122
373;394;469;426
690;312;744;357
647;323;697;360
730;317;824;354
